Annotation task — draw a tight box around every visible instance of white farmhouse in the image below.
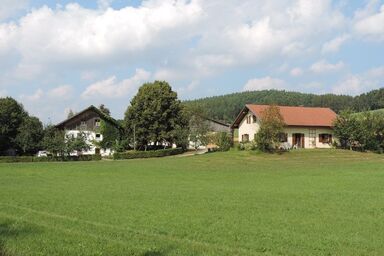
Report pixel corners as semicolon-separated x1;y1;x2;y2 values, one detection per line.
232;105;337;149
56;106;122;156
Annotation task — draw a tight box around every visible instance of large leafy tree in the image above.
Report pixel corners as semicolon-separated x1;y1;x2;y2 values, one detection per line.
334;111;384;152
99;104;111;116
0;97;28;154
66;132;91;155
42;126;66;156
333;110;360;150
255;105;285;152
124;81;188;150
15;116;44;155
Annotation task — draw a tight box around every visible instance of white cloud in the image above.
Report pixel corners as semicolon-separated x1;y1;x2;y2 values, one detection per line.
20;89;44;102
354;4;384;41
0;1;202;68
154;68;185;81
322;34;350;53
0;0;28;21
333;65;384;95
47;85;73;99
97;0;114;10
0;0;351;85
178;80;199;95
333;76;364;95
82;69;151;99
243;76;287;91
290;67;303;77
310;60;345;74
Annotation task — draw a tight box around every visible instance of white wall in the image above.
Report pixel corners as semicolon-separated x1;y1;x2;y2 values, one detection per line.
238;113;260;142
65;130;113;156
284;127;334;149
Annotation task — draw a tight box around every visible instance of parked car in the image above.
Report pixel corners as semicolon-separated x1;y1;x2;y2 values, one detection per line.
37;151;52;157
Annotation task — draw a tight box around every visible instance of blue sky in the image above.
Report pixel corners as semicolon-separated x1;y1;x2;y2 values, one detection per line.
0;0;383;123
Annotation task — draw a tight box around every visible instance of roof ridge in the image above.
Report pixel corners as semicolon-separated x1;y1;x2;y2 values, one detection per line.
55;105;122;129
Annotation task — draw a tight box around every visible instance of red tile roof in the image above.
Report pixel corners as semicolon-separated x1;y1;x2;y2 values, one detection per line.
246;104;337;127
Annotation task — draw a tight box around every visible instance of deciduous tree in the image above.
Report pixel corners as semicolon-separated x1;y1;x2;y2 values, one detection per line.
0;97;28;154
124;81;188;150
15;116;44;155
255;105;285;152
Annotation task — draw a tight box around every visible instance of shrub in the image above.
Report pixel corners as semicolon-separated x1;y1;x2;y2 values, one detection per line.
0;155;101;163
214;132;232;152
113;148;184;160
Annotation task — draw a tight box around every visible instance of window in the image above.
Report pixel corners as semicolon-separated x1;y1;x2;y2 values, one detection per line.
278;133;288;143
246;115;251;124
95;119;101;127
242;134;250;142
80;120;86;129
319;134;332;143
252;115;257;123
95;134;101;138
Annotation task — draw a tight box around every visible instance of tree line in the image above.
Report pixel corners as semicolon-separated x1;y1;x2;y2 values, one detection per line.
0;81;211;156
184;88;384;123
2;83;383;156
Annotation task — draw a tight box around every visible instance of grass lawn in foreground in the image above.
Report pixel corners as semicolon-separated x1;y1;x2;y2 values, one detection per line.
0;150;384;255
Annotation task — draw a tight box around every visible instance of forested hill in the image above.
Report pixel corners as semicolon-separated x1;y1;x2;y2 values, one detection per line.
183;88;384;124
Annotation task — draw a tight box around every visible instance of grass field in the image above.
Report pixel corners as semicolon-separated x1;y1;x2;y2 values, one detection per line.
1;150;384;256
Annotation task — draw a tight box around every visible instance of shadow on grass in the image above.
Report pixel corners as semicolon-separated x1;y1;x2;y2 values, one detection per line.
0;219;37;256
142;251;164;256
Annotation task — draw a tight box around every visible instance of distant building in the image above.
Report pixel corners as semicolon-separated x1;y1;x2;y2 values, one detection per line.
188;117;231;150
56;105;122;156
232;105;337;149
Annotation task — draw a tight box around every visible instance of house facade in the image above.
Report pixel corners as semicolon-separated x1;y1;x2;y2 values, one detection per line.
232;105;337;149
56;106;122;156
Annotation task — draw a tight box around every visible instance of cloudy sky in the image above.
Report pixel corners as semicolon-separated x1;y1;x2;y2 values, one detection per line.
0;0;383;122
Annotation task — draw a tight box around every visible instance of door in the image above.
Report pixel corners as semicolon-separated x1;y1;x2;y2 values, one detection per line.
95;148;101;155
292;133;305;148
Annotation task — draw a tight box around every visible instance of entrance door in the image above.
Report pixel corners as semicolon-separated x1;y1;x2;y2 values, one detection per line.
95;148;101;155
292;133;305;148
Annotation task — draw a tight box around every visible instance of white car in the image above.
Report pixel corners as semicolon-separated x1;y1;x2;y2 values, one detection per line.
37;151;51;157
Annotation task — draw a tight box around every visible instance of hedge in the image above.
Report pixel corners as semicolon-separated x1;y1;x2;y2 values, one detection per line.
0;155;102;163
113;148;184;160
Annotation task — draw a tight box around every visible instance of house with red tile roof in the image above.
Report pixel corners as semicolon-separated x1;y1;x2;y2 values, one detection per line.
231;105;338;149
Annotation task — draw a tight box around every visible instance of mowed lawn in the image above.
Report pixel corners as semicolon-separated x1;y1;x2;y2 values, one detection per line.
1;150;384;256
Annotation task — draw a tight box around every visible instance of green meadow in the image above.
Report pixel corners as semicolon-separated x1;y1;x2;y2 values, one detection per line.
1;150;384;256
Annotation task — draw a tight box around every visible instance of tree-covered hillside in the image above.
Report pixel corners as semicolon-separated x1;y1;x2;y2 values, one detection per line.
184;88;384;123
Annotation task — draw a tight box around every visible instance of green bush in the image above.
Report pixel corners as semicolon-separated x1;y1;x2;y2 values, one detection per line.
238;141;257;151
0;155;101;163
214;132;232;152
113;148;184;160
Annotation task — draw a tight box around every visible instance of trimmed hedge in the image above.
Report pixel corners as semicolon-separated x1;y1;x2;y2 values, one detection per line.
113;148;184;160
0;155;102;163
